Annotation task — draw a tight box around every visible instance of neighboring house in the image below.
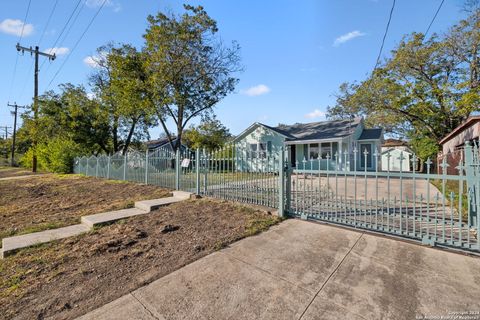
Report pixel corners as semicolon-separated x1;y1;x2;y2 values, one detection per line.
438;116;480;174
381;139;413;172
146;137;186;153
233;117;383;171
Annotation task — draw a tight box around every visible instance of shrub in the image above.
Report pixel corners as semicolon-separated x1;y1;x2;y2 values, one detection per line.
20;138;82;173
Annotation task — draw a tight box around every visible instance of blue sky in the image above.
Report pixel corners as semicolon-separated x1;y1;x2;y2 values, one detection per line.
0;0;467;138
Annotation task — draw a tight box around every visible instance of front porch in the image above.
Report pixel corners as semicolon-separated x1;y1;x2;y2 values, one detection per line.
287;139;379;171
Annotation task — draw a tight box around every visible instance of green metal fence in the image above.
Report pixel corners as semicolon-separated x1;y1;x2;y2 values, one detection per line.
73;144;282;208
73;142;479;253
287;142;480;253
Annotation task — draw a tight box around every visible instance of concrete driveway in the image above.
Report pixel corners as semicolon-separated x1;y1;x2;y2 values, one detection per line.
78;220;480;320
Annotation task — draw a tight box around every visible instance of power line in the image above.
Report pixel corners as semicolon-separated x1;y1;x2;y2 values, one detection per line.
425;0;445;39
40;0;83;70
40;0;86;77
19;0;32;44
8;0;33;103
38;0;59;46
373;0;396;71
46;0;107;90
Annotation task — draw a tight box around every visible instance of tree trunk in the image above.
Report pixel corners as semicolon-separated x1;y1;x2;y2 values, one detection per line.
122;118;138;155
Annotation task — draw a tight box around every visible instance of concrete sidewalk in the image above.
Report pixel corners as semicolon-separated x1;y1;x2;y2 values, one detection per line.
77;220;480;320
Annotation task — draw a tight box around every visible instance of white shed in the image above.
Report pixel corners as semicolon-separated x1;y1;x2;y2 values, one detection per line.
381;146;413;172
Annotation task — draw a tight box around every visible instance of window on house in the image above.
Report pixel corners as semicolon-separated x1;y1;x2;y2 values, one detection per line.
267;141;272;153
259;143;267;159
303;144;309;161
321;142;331;159
309;143;319;160
332;142;338;160
249;143;257;159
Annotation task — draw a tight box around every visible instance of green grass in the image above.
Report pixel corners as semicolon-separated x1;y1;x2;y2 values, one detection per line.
244;213;281;237
431;179;469;221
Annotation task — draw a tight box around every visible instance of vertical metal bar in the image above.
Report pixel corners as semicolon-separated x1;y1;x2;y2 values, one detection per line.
441;157;447;243
175;149;181;190
195;148;200;195
363;149;368;227
123;154;127;180
107;155;110;179
374;150;379;229
426;158;432;240
295;160;299;215
95;157;99;178
412;154;416;237
353;147;357;225
399;151;404;234
278;146;285;217
286;146;292;213
387;150;391;231
458;159;464;246
450;191;454;244
145;149;149;184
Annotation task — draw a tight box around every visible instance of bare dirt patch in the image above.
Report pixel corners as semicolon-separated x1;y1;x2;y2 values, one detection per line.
0;198;279;320
0;167;38;179
0;174;171;243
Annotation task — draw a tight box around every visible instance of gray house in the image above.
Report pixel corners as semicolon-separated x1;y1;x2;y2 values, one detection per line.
233;117;383;171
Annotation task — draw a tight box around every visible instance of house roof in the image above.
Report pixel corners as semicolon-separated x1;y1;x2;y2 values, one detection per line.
146;137;182;149
383;138;408;147
271;117;363;141
439;116;480;145
358;128;383;141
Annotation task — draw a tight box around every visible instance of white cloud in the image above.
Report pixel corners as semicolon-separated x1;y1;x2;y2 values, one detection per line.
0;19;33;37
86;92;96;99
83;55;100;68
333;30;366;47
45;47;70;56
305;109;326;119
85;0;121;12
242;84;270;97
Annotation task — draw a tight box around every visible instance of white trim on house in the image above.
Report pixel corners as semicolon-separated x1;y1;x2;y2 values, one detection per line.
285;138;343;145
233;122;289;142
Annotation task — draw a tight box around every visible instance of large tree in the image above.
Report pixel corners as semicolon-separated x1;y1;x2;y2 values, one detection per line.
88;43;155;154
143;5;242;151
327;9;480;162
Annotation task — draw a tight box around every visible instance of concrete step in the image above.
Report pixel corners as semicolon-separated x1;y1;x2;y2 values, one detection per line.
135;191;191;212
1;224;90;258
81;208;148;228
1;191;193;259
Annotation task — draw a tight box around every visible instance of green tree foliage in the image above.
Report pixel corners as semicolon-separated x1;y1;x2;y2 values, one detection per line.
183;117;232;151
20;137;82;173
89;43;155;154
327;10;480;161
143;5;242;151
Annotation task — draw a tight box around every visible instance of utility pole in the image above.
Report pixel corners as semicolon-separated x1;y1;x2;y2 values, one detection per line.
16;43;56;172
1;126;12;161
7;102;26;166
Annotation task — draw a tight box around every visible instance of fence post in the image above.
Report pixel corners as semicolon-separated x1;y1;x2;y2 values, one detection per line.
95;157;99;178
285;146;291;211
86;158;89;176
278;146;285;217
175;149;181;190
203;148;208;194
464;142;478;228
195;148;200;195
107;155;110;179
123;153;127;181
145;149;149;185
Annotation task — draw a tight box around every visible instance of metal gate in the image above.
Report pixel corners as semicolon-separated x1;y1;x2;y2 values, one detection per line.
285;142;480;253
